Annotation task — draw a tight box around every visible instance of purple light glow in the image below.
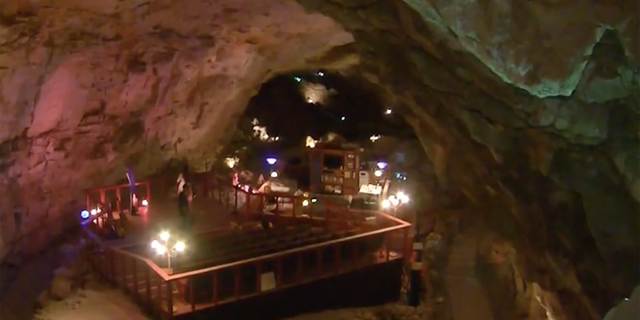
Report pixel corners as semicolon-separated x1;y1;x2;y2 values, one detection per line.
266;158;277;165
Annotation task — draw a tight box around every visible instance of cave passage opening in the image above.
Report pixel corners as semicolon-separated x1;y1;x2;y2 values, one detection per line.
216;70;422;191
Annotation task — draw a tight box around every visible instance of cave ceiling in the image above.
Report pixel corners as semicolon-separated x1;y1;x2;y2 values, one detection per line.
0;0;638;317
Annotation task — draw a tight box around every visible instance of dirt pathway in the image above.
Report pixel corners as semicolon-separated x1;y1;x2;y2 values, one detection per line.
443;229;494;320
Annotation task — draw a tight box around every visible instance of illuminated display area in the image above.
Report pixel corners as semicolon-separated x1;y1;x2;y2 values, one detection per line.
309;143;360;195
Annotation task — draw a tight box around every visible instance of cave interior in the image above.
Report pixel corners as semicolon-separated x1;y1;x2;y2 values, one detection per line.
0;0;638;319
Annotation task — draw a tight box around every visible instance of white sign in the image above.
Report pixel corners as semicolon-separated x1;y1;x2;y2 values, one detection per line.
359;184;382;195
260;272;276;292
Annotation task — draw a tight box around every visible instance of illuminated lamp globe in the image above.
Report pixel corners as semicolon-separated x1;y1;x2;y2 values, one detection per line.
397;192;410;203
374;170;383;177
80;210;90;219
270;171;278;178
225;157;237;168
302;200;309;207
266;158;277;165
381;199;391;209
175;241;186;252
155;245;167;255
160;231;170;242
376;162;388;169
141;199;149;206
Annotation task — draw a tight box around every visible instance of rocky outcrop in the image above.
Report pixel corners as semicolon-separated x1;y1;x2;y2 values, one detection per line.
0;0;638;319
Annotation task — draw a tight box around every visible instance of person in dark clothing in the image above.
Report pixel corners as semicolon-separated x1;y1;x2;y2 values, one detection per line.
126;168;139;216
178;183;193;228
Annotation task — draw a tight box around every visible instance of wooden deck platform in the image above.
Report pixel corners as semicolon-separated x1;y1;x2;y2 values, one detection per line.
103;197;234;248
82;173;412;320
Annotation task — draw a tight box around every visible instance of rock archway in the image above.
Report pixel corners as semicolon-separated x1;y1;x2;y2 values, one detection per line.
0;0;638;318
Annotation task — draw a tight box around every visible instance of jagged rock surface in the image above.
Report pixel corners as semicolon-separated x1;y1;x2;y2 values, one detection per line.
0;0;638;319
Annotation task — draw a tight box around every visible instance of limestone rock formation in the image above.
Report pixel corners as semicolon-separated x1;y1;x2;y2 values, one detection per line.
0;0;638;319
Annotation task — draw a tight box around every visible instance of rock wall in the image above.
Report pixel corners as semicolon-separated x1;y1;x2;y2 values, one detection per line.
0;0;638;318
0;0;354;260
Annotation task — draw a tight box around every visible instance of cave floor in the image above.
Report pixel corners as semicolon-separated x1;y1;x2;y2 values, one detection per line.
443;228;494;320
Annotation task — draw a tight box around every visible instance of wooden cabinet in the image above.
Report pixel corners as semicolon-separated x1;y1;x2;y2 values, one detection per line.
308;146;361;195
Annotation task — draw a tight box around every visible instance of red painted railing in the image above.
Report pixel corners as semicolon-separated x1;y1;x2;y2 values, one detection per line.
82;172;412;319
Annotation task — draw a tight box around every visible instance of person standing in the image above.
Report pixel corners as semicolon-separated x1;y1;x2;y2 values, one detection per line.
177;181;191;228
126;167;139;216
177;171;194;229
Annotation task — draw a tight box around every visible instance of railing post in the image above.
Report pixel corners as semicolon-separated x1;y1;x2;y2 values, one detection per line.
190;279;195;311
202;173;208;198
145;267;151;306
234;268;240;300
385;232;391;261
166;280;174;319
276;258;282;288
335;243;341;273
116;187;121;212
403;227;410;263
133;259;139;299
296;253;302;284
244;192;250;219
145;181;151;202
316;248;322;277
256;262;262;293
110;251;117;284
212;272;218;305
292;198;296;218
325;203;330;228
121;256;127;291
234;187;238;209
104;250;111;282
352;240;358;266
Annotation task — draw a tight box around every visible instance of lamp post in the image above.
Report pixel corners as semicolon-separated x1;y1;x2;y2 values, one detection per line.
151;231;185;273
381;191;410;216
266;157;278;178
